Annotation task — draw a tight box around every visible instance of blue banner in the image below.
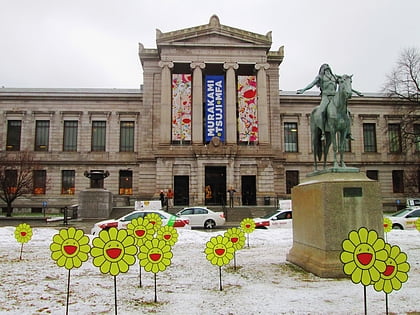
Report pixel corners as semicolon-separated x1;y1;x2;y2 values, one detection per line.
205;75;225;142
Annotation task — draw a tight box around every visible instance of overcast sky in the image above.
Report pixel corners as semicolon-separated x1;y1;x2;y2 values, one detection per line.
1;0;419;93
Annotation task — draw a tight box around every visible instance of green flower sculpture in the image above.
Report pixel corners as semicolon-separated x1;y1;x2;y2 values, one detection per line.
415;218;420;232
224;227;245;251
145;213;163;231
156;226;178;246
240;218;256;234
205;235;235;266
14;223;33;244
340;227;388;286
138;238;173;273
373;243;410;294
50;227;90;270
91;228;137;276
383;217;393;233
127;217;155;246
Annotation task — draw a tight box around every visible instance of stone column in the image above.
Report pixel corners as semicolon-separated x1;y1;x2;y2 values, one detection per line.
159;61;174;144
190;62;205;144
255;63;270;144
223;62;239;144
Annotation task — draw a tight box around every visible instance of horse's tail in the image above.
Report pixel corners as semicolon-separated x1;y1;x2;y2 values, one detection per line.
316;136;323;161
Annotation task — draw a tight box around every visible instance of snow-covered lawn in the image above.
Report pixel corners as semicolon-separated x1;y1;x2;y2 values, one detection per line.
0;226;419;315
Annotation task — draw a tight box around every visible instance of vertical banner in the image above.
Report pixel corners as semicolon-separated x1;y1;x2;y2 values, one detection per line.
172;74;192;142
205;75;225;142
237;75;258;143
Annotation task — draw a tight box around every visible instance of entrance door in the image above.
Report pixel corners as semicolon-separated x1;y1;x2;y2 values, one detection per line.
241;175;256;205
174;176;189;206
205;166;226;206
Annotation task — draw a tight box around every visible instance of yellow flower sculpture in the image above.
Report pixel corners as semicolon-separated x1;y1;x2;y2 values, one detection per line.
91;227;137;276
145;213;163;231
138;238;173;273
383;217;393;233
224;227;246;251
50;227;90;270
156;226;178;246
373;243;410;294
240;218;256;234
340;227;388;286
14;223;33;244
127;217;155;246
205;235;235;266
415;218;420;232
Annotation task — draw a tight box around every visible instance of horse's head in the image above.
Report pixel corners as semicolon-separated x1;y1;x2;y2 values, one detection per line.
337;74;353;98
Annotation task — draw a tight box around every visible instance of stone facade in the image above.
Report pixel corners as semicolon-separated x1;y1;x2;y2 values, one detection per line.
0;15;417;214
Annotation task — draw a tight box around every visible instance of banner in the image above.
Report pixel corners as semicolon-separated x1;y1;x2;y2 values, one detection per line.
205;75;225;142
238;75;258;142
172;74;192;142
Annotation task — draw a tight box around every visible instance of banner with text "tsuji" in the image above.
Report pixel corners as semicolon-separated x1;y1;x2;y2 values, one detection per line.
205;75;225;142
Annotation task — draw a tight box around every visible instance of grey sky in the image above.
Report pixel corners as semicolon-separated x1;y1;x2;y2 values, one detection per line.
1;0;419;93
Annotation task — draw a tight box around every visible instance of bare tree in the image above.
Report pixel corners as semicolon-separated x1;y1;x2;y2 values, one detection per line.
383;47;420;195
0;151;37;217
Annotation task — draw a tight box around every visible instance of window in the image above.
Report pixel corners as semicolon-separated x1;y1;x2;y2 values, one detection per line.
35;120;50;151
366;170;378;180
120;121;135;152
119;170;132;195
6;120;21;151
363;123;377;152
284;122;298;152
91;121;106;152
392;170;404;193
414;124;420;152
61;170;75;195
286;170;299;194
388;123;402;153
5;170;17;194
63;121;78;151
33;170;46;194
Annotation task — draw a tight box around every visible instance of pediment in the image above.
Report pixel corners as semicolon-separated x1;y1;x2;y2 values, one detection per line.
156;15;272;49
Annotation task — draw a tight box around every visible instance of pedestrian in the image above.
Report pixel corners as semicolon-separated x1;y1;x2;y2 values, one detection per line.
159;190;165;208
227;187;236;208
167;188;174;208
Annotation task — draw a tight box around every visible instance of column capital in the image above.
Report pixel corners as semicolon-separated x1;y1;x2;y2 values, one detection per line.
255;63;270;71
158;61;174;69
223;62;239;70
190;62;206;70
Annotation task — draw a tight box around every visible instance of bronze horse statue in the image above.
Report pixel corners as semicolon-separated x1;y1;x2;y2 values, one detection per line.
311;74;353;170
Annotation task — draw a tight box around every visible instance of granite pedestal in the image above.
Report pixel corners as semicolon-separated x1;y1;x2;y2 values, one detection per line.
78;189;113;219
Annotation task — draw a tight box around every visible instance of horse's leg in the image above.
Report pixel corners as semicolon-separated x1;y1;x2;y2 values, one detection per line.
340;131;347;168
323;133;330;169
331;129;339;168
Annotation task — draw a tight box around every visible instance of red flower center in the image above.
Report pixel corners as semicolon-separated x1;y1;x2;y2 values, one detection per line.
231;237;238;243
357;253;373;266
106;248;122;259
245;224;251;229
150;221;156;225
20;232;27;237
215;248;225;256
135;229;145;237
383;265;395;276
164;234;171;240
150;253;161;261
64;245;77;255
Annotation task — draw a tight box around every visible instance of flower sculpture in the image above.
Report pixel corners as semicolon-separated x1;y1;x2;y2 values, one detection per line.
383;217;393;233
224;227;245;251
127;217;155;246
205;235;235;267
156;226;178;246
50;227;90;269
340;227;388;286
373;243;410;294
14;223;33;244
240;218;256;234
138;238;173;273
415;218;420;232
145;213;163;231
91;228;137;276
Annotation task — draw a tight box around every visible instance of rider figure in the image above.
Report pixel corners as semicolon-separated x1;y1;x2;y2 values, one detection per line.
297;64;359;141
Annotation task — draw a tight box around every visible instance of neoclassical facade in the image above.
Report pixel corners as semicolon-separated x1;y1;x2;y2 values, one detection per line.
0;15;417;214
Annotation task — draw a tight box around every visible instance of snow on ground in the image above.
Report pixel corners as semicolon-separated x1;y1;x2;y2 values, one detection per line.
0;226;419;315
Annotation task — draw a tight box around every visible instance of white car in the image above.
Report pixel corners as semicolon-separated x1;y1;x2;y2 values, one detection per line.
254;209;292;229
176;207;225;229
386;207;420;230
91;209;190;235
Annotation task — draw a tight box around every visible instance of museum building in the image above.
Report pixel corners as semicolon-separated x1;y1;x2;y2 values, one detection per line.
0;15;417;214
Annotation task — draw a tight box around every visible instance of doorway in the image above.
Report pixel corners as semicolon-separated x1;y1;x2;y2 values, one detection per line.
241;175;256;205
205;166;226;206
174;176;189;206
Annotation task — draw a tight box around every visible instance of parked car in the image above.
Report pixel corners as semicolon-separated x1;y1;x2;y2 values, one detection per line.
91;209;190;235
254;209;292;229
176;207;225;229
386;207;420;230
